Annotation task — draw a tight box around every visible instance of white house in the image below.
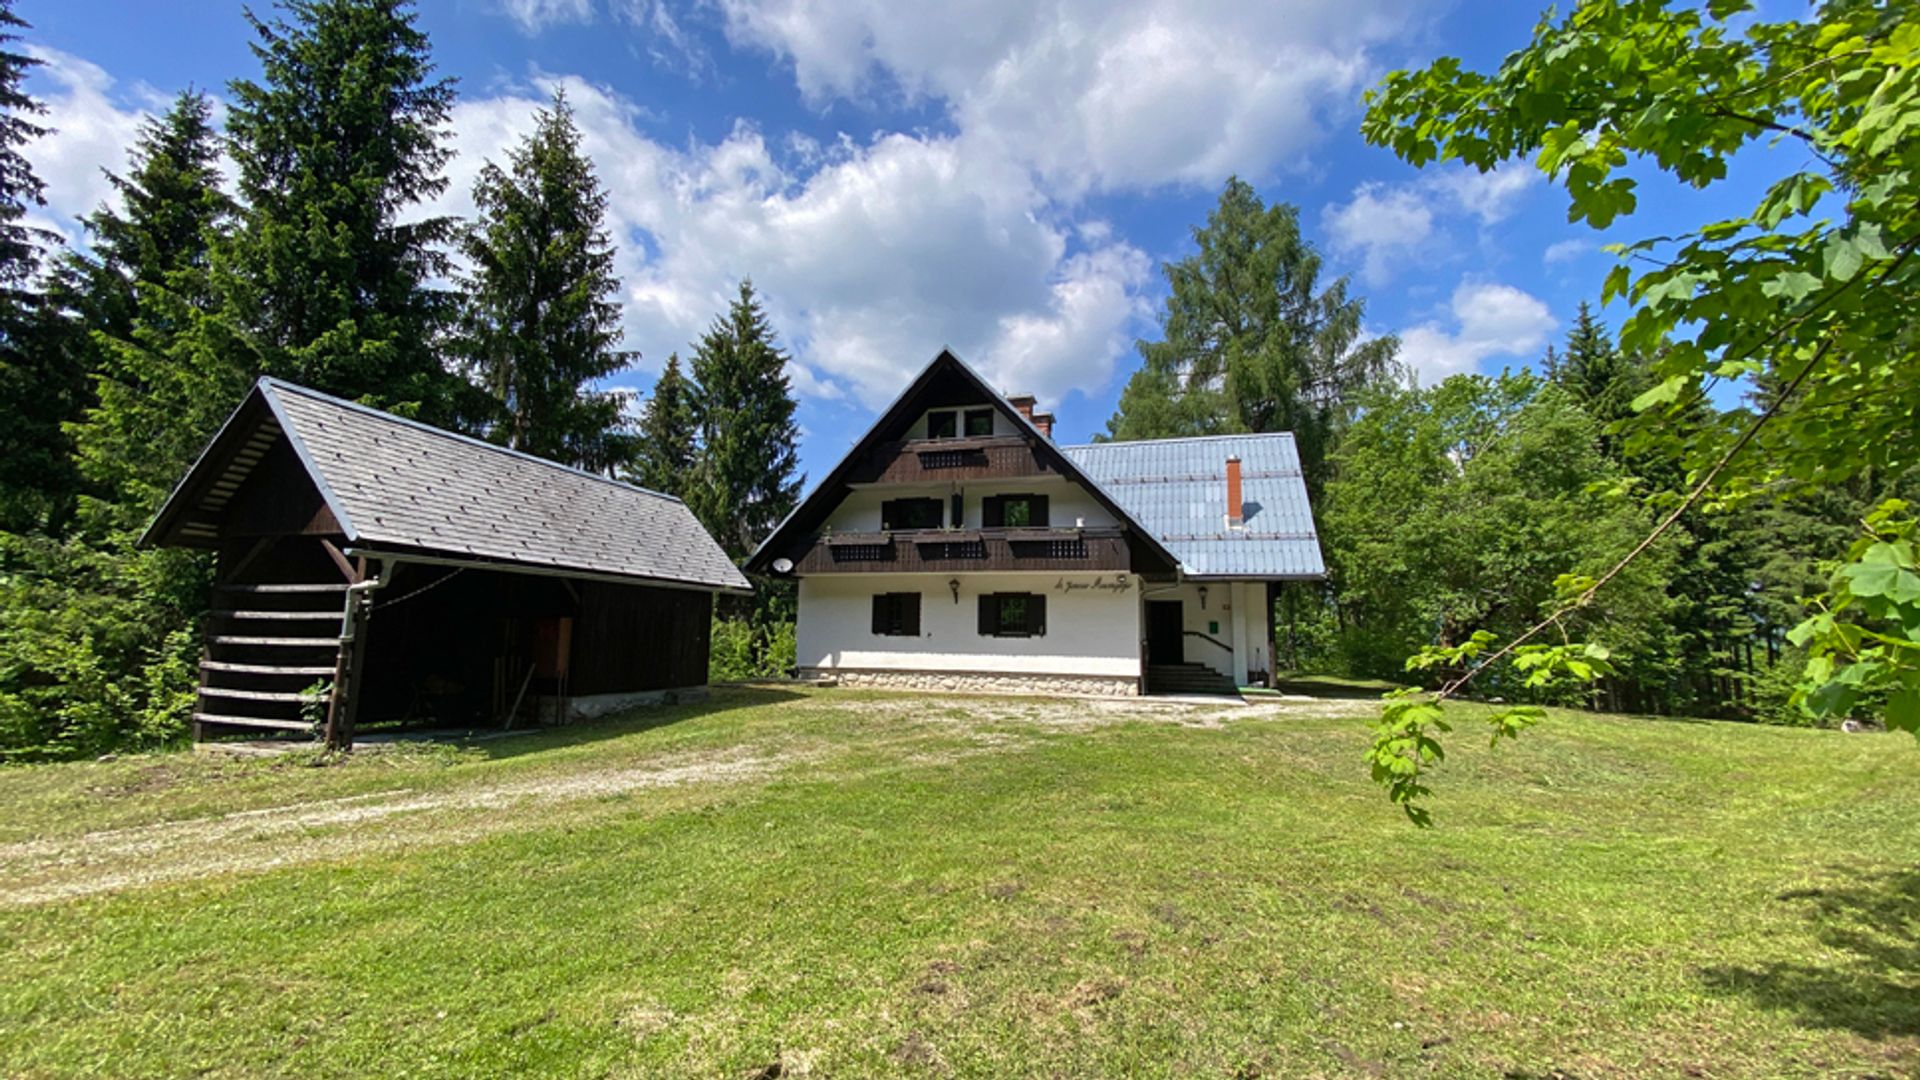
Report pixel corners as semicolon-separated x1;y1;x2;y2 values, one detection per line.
747;350;1326;697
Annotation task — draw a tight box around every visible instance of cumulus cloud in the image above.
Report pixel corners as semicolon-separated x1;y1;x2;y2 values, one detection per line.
1323;182;1433;285
429;74;1153;407
1543;238;1593;265
709;0;1430;193
1397;281;1555;385
1324;164;1541;284
499;0;595;32
21;46;153;246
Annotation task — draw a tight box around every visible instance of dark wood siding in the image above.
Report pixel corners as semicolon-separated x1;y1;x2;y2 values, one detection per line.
569;580;712;694
795;528;1131;574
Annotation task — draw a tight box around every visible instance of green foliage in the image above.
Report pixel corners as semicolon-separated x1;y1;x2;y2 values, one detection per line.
1102;177;1401;496
458;89;634;471
1358;0;1920;814
627;352;697;498
0;0;82;536
1789;500;1920;737
1322;370;1666;693
688;280;803;561
218;0;471;424
707;617;795;682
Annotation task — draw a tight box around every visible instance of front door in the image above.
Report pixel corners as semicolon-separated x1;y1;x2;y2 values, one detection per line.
1146;600;1184;664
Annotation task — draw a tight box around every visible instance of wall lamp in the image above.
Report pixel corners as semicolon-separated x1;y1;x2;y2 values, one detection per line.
949;578;961;604
1197;584;1209;610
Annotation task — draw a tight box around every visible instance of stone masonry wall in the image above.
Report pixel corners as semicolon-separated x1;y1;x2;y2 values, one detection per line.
800;667;1138;697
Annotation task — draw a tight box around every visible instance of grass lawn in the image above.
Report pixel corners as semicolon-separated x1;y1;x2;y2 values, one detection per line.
0;688;1914;1078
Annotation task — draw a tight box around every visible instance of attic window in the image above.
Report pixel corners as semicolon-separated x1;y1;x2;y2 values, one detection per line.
964;408;994;436
927;410;958;439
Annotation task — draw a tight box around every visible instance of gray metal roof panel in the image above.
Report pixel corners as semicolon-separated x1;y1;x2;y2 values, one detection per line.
1062;433;1326;578
265;380;749;591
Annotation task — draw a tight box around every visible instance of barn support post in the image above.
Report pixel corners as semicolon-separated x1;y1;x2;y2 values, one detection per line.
323;556;386;751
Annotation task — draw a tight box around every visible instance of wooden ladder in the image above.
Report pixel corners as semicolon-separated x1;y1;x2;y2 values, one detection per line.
194;583;348;739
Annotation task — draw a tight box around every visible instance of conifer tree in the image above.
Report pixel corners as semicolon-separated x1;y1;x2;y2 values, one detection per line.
64;90;242;519
628;352;697;498
688;281;802;560
459;89;633;469
1103;177;1401;497
219;0;468;422
0;0;74;533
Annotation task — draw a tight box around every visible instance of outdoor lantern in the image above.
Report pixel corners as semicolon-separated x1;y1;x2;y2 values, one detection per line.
949;578;961;604
1198;584;1209;609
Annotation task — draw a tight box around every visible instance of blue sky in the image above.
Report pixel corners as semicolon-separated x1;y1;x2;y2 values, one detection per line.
20;0;1797;484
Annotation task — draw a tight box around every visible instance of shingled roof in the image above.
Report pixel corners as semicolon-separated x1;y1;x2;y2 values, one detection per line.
1061;434;1325;579
144;378;750;592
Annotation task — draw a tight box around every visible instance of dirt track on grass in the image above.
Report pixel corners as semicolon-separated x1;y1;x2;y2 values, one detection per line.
0;692;1367;907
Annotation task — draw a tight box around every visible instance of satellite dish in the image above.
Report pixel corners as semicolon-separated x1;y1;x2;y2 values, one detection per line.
771;557;794;574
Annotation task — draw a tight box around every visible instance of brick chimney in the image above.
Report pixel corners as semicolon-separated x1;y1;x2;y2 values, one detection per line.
1031;411;1055;439
1226;456;1244;528
1007;394;1037;422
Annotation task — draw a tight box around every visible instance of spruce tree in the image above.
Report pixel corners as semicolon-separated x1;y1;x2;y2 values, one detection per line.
459;89;633;469
688;281;802;560
1103;177;1401;497
66;90;241;521
628;352;697;498
0;1;79;534
219;0;468;422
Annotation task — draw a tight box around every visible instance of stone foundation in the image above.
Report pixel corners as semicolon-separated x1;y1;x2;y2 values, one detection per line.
566;686;707;720
799;667;1138;697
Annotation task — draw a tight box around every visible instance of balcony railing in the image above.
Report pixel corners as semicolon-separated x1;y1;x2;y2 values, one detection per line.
794;527;1130;574
851;435;1057;485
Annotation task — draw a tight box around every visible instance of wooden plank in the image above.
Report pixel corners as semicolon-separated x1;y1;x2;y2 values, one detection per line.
215;583;350;595
192;713;316;732
201;686;325;702
321;538;360;583
210;635;342;647
213;610;342;621
201;661;337;676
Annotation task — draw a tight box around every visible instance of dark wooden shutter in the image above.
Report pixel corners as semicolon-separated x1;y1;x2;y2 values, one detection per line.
982;496;1003;527
901;593;921;636
950;492;963;527
978;594;994;635
1029;494;1050;527
1027;594;1047;636
872;594;889;634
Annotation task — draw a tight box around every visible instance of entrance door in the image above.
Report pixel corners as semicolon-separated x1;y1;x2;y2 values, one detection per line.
1146;600;1184;664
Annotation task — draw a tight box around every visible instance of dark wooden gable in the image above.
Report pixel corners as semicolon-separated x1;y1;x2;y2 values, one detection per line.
745;349;1180;577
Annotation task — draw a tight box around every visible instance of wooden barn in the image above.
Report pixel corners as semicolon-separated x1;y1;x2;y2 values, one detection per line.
142;378;750;747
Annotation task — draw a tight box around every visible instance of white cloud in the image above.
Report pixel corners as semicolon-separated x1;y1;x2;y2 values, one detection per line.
1324;164;1541;284
1543;238;1592;265
1397;281;1555;385
1323;182;1433;286
430;74;1153;408
709;0;1430;194
21;46;152;246
500;0;594;32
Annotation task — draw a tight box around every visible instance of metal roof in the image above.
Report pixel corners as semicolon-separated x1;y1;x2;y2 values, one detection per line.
1063;434;1326;579
146;378;750;592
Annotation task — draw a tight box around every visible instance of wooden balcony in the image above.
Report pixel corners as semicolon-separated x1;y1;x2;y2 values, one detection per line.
793;527;1132;574
850;435;1058;485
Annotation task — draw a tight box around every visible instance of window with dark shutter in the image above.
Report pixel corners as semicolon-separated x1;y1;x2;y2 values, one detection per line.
964;408;994;436
927;410;957;439
984;494;1048;528
978;593;1046;637
881;497;942;530
872;593;921;636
